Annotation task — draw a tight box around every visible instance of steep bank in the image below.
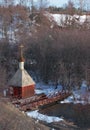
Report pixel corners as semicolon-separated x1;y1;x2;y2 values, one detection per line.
0;98;50;130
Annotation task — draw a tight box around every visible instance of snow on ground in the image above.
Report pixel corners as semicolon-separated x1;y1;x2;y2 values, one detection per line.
27;110;63;123
61;81;90;105
36;81;90;105
60;95;88;105
27;81;90;123
60;94;90;105
51;14;67;26
35;83;63;97
45;12;90;27
27;83;63;123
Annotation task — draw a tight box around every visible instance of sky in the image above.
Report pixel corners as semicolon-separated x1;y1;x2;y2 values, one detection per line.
0;0;89;10
48;0;90;10
36;0;90;10
49;0;69;7
7;0;69;7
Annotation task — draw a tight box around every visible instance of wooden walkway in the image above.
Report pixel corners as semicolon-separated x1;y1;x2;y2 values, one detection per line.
11;91;71;111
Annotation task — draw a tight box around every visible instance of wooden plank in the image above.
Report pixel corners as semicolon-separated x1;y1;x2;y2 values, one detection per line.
18;92;71;111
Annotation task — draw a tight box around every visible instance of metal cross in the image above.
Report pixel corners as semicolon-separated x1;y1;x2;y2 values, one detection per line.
19;44;24;59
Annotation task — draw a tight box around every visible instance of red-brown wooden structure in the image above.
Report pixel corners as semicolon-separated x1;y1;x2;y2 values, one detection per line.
8;45;35;98
11;91;71;111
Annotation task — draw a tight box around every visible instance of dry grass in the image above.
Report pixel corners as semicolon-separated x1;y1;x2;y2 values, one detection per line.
0;98;50;130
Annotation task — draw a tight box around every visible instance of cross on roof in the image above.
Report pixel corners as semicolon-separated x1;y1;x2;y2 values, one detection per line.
19;44;24;62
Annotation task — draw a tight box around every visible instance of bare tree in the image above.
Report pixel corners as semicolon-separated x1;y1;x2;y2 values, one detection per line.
0;65;7;96
3;0;14;6
66;0;75;15
79;0;85;14
38;0;49;12
74;0;85;14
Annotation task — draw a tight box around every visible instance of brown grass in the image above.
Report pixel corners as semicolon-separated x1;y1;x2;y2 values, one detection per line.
0;98;50;130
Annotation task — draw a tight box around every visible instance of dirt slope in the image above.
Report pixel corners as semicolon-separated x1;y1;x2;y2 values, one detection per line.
0;98;50;130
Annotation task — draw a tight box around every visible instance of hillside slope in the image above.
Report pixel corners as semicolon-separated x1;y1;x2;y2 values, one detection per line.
0;99;50;130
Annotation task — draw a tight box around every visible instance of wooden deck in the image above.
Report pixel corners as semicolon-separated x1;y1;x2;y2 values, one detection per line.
11;91;71;111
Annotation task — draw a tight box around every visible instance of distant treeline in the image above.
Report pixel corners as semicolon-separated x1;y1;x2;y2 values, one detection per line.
47;6;90;15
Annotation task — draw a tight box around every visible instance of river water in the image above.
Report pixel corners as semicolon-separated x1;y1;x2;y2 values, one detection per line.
40;103;90;128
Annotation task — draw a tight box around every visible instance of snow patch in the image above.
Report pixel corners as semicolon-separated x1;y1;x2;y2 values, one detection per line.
27;110;63;123
35;84;63;96
45;12;90;27
60;91;90;105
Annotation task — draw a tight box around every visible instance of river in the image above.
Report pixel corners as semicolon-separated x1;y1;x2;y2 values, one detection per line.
40;103;90;128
